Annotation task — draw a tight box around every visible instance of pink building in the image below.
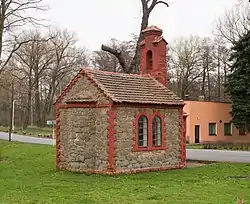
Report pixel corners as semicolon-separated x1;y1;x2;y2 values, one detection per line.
184;101;250;144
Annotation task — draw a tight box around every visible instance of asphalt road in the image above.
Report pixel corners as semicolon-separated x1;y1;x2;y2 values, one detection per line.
0;132;55;145
186;149;250;163
1;132;250;163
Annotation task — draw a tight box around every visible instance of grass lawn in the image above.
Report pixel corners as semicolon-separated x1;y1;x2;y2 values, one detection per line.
0;126;53;138
1;141;250;204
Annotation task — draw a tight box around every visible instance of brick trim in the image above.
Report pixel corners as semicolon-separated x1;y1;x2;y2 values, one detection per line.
107;105;116;173
60;165;184;175
55;69;83;105
54;69;112;105
179;108;186;167
133;111;167;152
114;103;184;109
55;102;60;168
59;103;111;109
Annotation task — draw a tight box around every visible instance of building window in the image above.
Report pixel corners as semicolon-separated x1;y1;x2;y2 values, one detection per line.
152;117;162;146
146;50;153;70
138;116;148;147
209;123;217;135
135;112;166;151
224;123;232;136
239;124;247;135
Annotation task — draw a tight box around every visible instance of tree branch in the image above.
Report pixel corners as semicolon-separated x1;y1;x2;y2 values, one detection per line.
149;0;169;12
101;44;128;72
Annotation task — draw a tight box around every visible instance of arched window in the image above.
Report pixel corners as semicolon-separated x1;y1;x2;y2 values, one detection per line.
152;117;162;146
138;116;148;147
146;50;153;70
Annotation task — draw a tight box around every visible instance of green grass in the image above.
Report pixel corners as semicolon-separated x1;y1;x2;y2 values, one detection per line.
1;140;250;204
0;126;53;138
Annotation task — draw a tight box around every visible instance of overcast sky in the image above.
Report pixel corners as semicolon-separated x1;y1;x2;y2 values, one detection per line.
41;0;237;51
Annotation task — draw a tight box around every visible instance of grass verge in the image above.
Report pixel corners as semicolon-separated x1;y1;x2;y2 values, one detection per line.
0;126;53;138
187;143;250;151
0;140;250;203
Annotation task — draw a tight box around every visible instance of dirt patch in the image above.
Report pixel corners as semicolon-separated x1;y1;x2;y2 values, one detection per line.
186;160;216;168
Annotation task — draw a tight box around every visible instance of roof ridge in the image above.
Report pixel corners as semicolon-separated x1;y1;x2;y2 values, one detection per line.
82;67;151;78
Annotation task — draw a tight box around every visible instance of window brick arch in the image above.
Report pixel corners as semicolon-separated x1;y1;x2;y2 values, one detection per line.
134;111;166;151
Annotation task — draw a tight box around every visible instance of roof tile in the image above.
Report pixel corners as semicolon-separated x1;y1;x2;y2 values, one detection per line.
81;68;184;105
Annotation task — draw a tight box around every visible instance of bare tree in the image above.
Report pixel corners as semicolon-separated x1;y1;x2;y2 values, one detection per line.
169;36;203;99
0;0;48;75
101;0;169;73
216;1;250;44
12;30;54;129
200;37;216;100
41;28;89;126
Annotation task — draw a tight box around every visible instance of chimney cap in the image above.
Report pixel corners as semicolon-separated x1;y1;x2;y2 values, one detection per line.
142;26;163;35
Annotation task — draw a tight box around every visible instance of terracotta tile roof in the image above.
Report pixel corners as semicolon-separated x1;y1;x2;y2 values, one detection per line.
142;26;163;33
80;68;184;105
139;36;168;46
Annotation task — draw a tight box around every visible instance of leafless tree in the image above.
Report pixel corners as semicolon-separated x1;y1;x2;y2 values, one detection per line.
101;0;169;73
169;36;203;99
12;30;54;128
0;0;48;75
200;37;216;100
41;28;89;126
216;1;250;44
4;28;89;128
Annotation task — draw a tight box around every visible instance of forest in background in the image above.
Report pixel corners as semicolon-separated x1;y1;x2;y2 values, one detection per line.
0;0;249;128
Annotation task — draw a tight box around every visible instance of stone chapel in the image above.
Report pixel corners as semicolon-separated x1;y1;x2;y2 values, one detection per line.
54;26;186;174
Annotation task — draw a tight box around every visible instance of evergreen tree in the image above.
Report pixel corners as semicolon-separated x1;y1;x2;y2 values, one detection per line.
227;30;250;132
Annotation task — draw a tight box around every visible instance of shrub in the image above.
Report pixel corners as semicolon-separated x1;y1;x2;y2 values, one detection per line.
201;142;250;151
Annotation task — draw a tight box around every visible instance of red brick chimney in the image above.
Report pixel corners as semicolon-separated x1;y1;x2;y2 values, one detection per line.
139;26;168;86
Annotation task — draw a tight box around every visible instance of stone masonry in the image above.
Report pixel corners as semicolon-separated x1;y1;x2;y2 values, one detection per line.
115;107;181;171
57;74;110;173
58;107;108;172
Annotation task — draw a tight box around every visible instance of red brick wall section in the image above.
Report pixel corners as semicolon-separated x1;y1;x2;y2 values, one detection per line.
179;108;186;167
139;34;168;86
107;105;117;173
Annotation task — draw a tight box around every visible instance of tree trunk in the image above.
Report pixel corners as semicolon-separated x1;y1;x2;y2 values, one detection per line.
129;13;150;73
34;72;41;127
207;67;211;101
41;77;56;126
217;47;221;101
23;86;32;129
201;64;206;96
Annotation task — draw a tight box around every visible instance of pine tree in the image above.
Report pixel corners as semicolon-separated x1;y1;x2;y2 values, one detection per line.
227;30;250;132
